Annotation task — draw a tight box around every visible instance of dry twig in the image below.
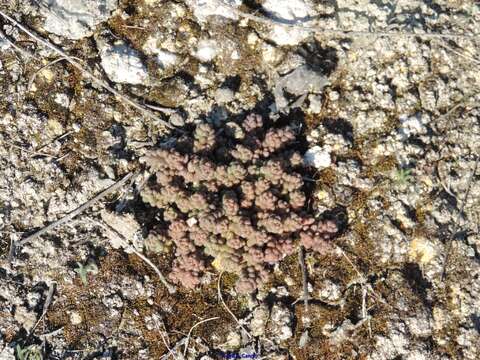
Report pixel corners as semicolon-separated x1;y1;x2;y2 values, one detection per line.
217;271;252;339
437;41;480;66
93;218;177;294
0;27;33;57
5;140;55;158
298;246;309;310
38;327;63;340
158;321;180;360
28;57;79;91
216;0;479;41
29;282;56;336
441;155;479;280
183;317;220;357
17;172;135;246
0;10;180;131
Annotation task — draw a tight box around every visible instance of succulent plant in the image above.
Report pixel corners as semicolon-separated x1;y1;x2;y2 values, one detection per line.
74;262;98;286
141;114;337;293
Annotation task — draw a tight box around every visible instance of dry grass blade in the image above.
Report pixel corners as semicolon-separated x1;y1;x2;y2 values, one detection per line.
441;154;479;280
0;27;33;57
0;10;181;132
17;172;135;246
216;0;479;40
38;327;63;340
93;219;177;294
217;271;252;339
159;323;180;360
29;282;56;336
298;246;309;310
28;57;78;91
5;140;55;158
437;41;480;66
128;242;177;294
183;316;220;357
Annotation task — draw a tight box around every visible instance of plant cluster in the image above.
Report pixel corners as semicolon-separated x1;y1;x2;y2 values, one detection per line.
141;114;337;293
74;262;98;285
16;345;43;360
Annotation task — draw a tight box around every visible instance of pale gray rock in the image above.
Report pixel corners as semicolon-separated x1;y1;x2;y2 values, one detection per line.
405;313;433;338
318;280;342;303
14;305;37;331
41;0;118;40
269;303;293;341
250;305;269;337
0;34;10;51
274;65;328;110
169;113;185;127
186;0;242;23
98;41;149;85
0;347;15;360
215;87;235;104
370;326;410;359
303;146;332;170
261;0;316;46
398;113;429;140
456;327;480;360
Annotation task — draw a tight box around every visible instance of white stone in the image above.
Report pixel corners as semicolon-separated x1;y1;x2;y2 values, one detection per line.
143;36;179;69
262;0;316;45
186;0;242;23
270;303;293;340
308;95;323;113
169;113;185;127
0;346;15;360
195;39;218;62
318;280;342;302
299;330;310;348
99;41;149;85
215;88;235;104
156;50;178;69
41;0;117;40
303;146;332;170
187;217;198;227
247;32;259;46
398;113;428;139
14;306;36;331
223;331;242;349
261;43;284;65
70;311;83;325
0;34;10;51
54;93;70;108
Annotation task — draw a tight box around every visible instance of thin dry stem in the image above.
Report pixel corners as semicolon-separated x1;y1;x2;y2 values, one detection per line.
0;10;180;131
29;282;56;336
183;317;220;357
17;172;135;246
216;0;479;41
298;246;309;311
159;325;180;360
94;219;177;294
442;155;479;279
217;271;252;339
5;140;55;158
437;41;480;66
28;57;79;91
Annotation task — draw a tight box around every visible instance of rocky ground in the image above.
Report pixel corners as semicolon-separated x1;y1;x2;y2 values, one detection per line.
0;0;479;359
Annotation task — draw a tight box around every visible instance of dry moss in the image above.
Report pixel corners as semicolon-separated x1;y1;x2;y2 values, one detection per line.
46;249;250;356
